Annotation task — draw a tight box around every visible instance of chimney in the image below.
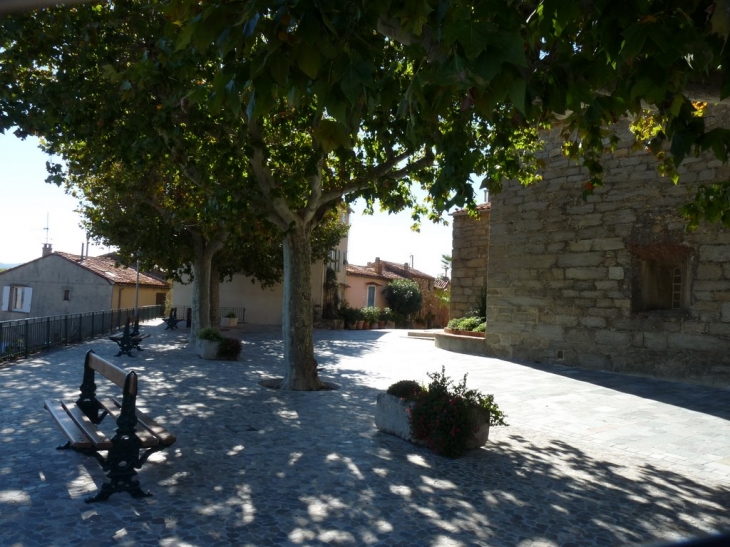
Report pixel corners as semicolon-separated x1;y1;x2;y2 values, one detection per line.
42;243;53;257
375;257;382;275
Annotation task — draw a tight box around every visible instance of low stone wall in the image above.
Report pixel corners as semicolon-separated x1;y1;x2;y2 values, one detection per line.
434;332;486;356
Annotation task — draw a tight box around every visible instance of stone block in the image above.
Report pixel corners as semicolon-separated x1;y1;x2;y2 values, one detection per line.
565;267;607;280
594;330;631;346
534;324;565;341
643;332;668;350
591;238;625;251
565;240;593;254
579;316;607;328
723;303;730;323
700;245;730;262
557;253;605;268
697;264;723;281
608;267;625;280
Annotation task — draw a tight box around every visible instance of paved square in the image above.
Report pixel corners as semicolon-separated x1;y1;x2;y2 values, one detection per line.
0;322;728;546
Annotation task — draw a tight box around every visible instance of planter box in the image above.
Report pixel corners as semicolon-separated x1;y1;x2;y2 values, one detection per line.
374;393;490;450
196;339;221;359
222;317;238;327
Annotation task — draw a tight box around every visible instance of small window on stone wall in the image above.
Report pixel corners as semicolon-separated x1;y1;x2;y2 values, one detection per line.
630;244;691;314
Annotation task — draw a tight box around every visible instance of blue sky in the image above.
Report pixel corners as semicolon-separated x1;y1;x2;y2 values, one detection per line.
0;132;465;277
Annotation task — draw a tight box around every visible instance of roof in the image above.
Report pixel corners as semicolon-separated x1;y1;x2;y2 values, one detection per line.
452;202;491;216
54;252;169;288
434;277;450;290
346;259;435;282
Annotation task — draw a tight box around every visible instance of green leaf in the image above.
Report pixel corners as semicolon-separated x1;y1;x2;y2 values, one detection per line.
314;120;352;153
507;78;527;113
296;44;322;80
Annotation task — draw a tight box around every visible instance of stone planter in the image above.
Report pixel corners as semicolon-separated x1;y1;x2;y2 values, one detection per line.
444;328;486;338
196;339;221;359
374;393;490;450
222;317;238;327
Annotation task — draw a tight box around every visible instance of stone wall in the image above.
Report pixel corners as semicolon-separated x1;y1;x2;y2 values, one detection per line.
450;205;490;319
485;108;730;385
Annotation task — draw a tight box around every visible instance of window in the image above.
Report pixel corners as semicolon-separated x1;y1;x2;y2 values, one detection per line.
328;249;342;272
1;286;33;313
367;285;376;307
632;259;688;313
63;289;70;301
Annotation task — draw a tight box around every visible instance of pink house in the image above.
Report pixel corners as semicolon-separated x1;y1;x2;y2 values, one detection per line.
345;257;441;322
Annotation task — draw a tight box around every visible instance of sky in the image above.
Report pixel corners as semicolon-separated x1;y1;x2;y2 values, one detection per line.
0;132;475;277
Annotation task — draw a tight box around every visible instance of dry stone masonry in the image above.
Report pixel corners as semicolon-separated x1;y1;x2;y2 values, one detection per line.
450;204;490;319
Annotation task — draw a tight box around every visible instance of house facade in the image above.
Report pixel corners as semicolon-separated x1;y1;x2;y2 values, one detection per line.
0;247;170;321
451;107;730;385
346;258;443;325
172;213;350;326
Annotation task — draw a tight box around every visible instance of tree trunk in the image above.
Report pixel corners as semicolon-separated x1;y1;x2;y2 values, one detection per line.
189;231;227;341
210;261;221;327
280;222;323;390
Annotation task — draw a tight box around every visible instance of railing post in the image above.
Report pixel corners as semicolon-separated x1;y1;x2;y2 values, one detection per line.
91;312;95;339
24;319;29;358
46;317;50;349
64;314;69;345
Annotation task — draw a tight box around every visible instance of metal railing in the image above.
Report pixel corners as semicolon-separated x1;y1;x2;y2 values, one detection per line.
0;305;162;362
166;306;246;327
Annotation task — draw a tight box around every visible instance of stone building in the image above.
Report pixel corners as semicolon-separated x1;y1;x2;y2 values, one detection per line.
451;203;490;319
451;108;730;385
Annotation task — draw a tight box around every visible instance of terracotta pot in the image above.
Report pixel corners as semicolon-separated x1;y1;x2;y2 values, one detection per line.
356;320;364;330
378;321;387;328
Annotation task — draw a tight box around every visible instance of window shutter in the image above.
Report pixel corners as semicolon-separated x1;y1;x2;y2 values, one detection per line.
20;287;32;313
1;286;8;311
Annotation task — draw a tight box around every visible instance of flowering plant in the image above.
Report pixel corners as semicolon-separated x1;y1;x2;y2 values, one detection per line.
408;366;507;458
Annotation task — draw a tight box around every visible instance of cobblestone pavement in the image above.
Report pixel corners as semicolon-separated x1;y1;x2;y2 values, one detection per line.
1;321;728;547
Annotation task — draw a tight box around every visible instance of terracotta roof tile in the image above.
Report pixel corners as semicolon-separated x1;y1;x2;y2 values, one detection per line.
347;259;435;282
54;252;169;288
452;202;491;215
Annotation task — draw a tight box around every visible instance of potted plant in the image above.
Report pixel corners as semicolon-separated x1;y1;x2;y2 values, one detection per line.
222;311;238;327
375;367;507;458
355;309;365;330
378;307;391;328
196;327;224;359
217;337;242;360
361;306;380;329
341;305;360;330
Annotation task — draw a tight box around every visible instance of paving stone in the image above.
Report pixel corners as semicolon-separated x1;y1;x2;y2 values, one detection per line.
0;321;728;546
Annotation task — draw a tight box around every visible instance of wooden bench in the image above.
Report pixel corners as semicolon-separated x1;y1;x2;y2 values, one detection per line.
44;350;176;502
163;309;184;330
109;317;149;357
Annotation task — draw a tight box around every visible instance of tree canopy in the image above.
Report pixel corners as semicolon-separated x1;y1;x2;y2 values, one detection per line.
3;0;730;389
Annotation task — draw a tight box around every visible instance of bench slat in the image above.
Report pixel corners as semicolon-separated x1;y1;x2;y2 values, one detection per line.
86;353;131;391
111;397;177;446
61;402;113;450
44;400;94;449
98;398;161;448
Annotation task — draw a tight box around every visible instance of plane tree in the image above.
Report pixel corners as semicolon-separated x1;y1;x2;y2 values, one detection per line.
5;1;730;389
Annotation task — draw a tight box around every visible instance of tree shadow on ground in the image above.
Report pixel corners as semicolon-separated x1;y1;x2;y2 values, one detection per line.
493;355;730;422
1;327;728;546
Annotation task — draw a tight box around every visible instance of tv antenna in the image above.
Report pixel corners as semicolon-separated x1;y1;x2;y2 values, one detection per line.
44;213;50;243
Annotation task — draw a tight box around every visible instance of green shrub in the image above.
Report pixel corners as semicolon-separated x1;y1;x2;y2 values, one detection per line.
409;366;507;458
198;327;224;341
473;322;486;333
217;337;242;360
447;316;485;331
386;380;423;400
225;311;237;318
360;306;380;323
385;279;423;316
378;307;392;321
